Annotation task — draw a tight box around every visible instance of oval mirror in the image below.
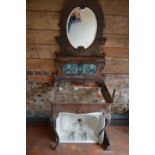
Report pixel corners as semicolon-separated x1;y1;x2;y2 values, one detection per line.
66;7;97;49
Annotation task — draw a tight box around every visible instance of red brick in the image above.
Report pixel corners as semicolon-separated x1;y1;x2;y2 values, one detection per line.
34;71;42;75
27;71;34;75
27;75;53;82
96;94;103;98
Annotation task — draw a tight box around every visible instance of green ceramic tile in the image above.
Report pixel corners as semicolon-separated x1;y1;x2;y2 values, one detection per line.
63;64;96;75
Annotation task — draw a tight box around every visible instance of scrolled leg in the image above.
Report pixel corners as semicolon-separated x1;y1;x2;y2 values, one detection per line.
102;130;111;151
49;118;59;150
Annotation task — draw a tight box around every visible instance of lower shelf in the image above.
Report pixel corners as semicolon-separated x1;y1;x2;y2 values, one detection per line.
56;112;105;144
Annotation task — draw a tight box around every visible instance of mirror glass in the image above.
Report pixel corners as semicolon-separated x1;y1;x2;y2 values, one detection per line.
67;7;97;49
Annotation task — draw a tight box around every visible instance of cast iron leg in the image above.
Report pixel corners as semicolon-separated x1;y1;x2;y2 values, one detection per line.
102;130;111;151
50;119;59;150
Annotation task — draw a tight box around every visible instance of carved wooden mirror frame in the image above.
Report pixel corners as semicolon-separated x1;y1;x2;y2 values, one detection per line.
56;0;107;57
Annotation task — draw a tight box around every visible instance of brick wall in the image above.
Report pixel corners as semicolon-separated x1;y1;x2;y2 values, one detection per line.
26;0;129;117
26;73;129;117
26;71;54;86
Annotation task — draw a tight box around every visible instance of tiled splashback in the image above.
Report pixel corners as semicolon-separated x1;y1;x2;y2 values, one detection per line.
63;64;97;75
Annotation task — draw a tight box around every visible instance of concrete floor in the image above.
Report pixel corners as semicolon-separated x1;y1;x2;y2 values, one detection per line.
27;124;129;155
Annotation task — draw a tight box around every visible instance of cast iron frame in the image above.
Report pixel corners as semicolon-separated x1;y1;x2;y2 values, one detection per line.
50;0;114;151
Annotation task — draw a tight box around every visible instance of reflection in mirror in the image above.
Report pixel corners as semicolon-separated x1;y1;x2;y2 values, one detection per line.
67;7;97;49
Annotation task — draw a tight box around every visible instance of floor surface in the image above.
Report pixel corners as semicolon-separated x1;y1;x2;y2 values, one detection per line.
27;124;129;155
